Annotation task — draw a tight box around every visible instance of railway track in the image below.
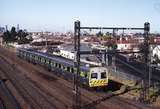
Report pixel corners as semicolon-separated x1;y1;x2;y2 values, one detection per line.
0;79;20;109
0;56;65;109
0;47;107;109
0;46;156;109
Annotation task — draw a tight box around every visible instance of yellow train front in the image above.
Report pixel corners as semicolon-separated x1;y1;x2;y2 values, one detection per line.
88;67;108;87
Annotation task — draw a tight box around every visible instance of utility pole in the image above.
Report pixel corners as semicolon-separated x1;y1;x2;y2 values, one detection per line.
45;33;48;50
73;21;81;109
17;24;20;32
140;22;150;103
5;25;8;32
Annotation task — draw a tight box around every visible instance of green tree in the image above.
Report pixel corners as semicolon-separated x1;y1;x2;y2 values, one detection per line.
10;27;17;41
96;31;103;37
17;29;32;44
2;26;33;44
2;30;10;43
2;26;17;43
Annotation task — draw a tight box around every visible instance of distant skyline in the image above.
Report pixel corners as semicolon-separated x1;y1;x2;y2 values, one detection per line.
1;0;160;32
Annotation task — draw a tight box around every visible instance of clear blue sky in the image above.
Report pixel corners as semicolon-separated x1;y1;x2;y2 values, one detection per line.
0;0;160;32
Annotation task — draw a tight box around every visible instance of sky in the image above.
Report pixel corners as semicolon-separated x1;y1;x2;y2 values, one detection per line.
0;0;160;32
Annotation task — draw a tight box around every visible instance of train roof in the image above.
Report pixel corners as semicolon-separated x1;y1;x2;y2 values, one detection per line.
18;48;98;70
59;43;92;52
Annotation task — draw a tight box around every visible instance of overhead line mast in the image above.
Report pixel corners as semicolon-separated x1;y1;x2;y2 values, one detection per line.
73;21;150;109
73;21;81;109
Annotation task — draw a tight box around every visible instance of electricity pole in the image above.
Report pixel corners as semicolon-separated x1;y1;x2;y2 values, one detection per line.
73;21;81;109
140;22;150;103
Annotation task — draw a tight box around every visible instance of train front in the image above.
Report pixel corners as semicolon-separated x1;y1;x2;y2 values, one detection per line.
89;67;108;87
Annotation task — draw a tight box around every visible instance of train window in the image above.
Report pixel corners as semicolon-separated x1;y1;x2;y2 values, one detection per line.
91;73;97;79
41;58;43;62
74;68;77;73
59;64;61;68
53;62;55;67
55;63;58;67
40;57;42;62
51;61;54;66
45;59;47;63
26;54;28;57
71;68;74;73
49;60;51;65
38;57;41;61
36;56;38;60
63;66;66;70
84;73;87;78
101;72;106;79
63;66;65;70
67;67;70;72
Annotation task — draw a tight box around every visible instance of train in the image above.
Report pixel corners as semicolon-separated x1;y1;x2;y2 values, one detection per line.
17;49;109;88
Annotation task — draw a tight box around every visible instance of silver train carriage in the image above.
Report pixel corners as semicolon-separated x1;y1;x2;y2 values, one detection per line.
17;49;108;87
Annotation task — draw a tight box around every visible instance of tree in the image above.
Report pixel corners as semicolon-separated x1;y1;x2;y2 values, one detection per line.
2;26;17;43
96;31;103;37
10;27;17;41
2;26;33;44
2;30;10;43
17;29;32;44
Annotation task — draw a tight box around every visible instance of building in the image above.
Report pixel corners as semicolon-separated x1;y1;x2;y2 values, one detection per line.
58;43;92;60
152;45;160;62
57;43;101;66
0;27;5;33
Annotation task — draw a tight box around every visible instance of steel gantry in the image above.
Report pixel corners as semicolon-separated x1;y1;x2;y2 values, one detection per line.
73;20;150;109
